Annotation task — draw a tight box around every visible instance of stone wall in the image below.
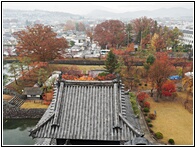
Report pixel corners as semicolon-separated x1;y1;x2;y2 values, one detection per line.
3;101;46;119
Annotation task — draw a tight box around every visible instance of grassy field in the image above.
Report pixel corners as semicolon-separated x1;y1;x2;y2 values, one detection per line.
148;97;193;145
20;100;49;109
49;64;105;73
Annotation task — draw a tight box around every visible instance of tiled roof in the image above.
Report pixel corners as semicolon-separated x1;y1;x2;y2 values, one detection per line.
22;87;43;95
30;80;144;142
182;30;193;34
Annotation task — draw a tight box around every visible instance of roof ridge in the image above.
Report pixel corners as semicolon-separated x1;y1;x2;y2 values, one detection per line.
119;113;144;137
62;80;116;83
29;113;55;138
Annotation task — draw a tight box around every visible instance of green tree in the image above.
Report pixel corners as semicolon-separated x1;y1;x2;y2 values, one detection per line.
170;27;183;50
8;62;19;85
146;55;155;65
36;68;48;86
70;41;75;47
17;56;32;78
105;50;119;74
125;23;133;45
3;74;8;86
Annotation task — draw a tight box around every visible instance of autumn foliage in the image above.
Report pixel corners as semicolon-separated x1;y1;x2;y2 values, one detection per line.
148;52;175;100
137;92;149;102
144;101;150;108
113;43;135;56
93;20;126;48
161;80;176;97
95;73;116;81
14;24;68;62
61;73;116;81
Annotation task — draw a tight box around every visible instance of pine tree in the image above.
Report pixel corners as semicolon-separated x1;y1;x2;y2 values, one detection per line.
105;50;119;74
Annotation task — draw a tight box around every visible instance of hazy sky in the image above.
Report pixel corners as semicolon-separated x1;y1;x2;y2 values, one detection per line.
2;1;194;15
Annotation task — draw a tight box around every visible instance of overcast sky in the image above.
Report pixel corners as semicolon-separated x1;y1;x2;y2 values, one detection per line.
2;1;194;15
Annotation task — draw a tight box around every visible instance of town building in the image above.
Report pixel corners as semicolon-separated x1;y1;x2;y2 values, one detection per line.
181;29;194;50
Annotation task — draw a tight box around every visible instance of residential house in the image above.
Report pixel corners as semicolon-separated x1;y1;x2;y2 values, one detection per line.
22;87;43;100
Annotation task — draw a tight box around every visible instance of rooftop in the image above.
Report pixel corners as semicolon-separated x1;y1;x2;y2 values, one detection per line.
22;87;43;95
30;80;147;144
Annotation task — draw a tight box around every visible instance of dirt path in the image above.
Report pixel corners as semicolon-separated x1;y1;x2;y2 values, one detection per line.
3;95;14;101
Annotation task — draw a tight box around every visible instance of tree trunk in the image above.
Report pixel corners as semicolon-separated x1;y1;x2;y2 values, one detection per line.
13;69;18;85
155;89;161;102
150;88;153;97
14;76;18;85
155;93;159;102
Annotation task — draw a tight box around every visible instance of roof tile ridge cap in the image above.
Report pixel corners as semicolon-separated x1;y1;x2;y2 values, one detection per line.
63;80;114;83
119;113;144;137
52;82;65;126
30;113;55;133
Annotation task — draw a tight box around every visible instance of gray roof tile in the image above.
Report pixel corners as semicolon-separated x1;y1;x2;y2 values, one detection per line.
30;80;144;142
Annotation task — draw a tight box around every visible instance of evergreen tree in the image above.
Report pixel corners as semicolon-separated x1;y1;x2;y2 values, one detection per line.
105;50;119;74
146;55;155;65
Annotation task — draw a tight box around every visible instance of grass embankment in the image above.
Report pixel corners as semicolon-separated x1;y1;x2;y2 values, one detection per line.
148;97;193;145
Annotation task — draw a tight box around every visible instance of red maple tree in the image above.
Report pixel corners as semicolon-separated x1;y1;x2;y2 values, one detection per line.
161;80;176;97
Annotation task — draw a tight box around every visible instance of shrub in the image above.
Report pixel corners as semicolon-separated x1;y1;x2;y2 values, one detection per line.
168;139;175;145
146;118;151;123
148;123;153;127
149;128;154;134
129;92;136;98
137;92;149;102
143;107;150;112
155;132;163;139
131;99;136;105
95;73;116;80
98;72;109;77
144;113;148;116
148;113;156;120
130;93;140;116
144;101;150;108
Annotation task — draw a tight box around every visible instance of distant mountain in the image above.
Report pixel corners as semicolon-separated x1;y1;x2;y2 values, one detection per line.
86;7;193;19
3;9;83;23
3;7;193;23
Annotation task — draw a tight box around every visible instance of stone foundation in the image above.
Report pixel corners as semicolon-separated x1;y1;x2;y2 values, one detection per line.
3;101;46;119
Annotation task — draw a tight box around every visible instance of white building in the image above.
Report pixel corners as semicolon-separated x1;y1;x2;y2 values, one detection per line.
181;29;194;50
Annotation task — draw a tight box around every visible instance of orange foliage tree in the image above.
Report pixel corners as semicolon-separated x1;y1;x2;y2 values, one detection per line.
148;52;175;101
14;24;68;62
93;20;126;49
131;17;156;47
